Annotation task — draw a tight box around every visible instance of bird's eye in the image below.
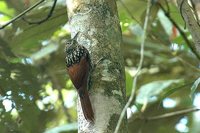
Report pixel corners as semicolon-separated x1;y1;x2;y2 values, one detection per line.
66;41;71;45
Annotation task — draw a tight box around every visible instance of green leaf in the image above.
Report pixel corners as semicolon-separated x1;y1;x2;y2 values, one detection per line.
6;5;67;56
0;1;15;19
125;70;133;96
44;123;78;133
136;79;184;106
190;77;200;100
30;42;59;61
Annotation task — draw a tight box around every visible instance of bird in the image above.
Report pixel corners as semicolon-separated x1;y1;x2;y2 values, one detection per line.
65;32;94;122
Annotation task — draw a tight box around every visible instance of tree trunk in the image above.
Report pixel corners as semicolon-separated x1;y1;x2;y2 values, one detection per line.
66;0;127;133
177;0;200;59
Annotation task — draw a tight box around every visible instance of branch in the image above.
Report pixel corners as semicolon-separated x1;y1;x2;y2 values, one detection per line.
22;0;57;24
114;0;151;132
177;0;200;60
142;107;200;121
179;0;187;29
0;0;45;29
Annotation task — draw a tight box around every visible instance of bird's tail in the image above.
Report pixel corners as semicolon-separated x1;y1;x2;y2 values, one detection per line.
79;89;94;122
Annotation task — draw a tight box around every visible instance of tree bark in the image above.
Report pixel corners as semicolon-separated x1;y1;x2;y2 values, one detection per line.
66;0;127;133
177;0;200;59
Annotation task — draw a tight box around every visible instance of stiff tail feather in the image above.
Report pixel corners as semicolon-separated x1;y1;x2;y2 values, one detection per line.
79;90;94;122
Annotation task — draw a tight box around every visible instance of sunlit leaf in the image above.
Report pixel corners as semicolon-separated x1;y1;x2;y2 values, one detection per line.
30;43;59;61
0;1;15;18
5;5;67;56
44;123;77;133
125;70;133;96
136;79;184;106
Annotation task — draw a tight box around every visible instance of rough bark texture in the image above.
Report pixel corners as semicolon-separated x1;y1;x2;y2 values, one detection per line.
66;0;127;133
177;0;200;58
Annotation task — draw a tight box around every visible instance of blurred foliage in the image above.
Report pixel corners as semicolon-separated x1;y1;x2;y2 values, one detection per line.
0;0;200;133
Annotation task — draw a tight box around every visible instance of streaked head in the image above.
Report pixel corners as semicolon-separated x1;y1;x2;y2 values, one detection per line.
65;32;80;50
